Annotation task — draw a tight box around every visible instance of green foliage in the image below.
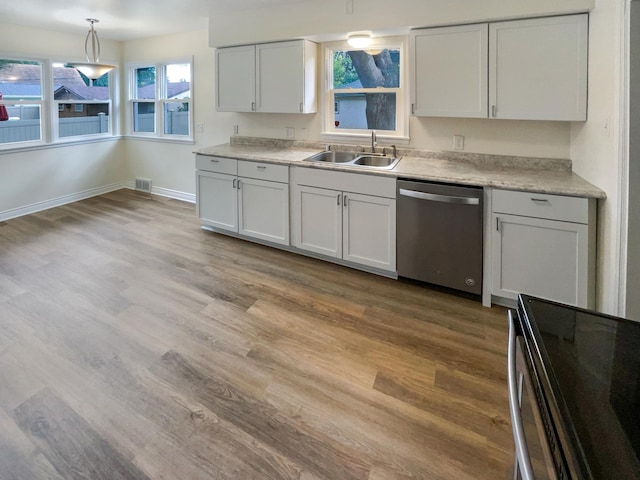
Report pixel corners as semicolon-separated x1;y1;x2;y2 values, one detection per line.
333;51;359;88
0;59;39;70
136;67;156;88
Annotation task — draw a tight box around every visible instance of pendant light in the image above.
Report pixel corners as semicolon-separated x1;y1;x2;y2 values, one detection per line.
68;19;116;81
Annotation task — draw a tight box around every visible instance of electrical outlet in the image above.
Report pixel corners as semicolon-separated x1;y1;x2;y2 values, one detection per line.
196;122;204;133
233;125;239;135
285;127;295;138
453;135;465;150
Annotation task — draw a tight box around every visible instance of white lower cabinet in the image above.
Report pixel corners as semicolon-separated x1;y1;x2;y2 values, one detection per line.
196;155;289;246
196;170;238;232
291;167;396;273
237;176;289;245
490;189;595;308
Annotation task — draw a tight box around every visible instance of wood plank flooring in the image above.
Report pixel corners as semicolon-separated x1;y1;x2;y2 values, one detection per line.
0;189;512;479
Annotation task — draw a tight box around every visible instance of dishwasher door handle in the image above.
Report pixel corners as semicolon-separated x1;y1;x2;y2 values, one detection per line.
399;188;480;205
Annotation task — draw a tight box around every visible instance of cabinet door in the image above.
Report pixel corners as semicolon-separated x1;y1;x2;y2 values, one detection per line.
489;14;588;121
292;185;342;258
237;177;289;246
492;213;589;307
216;45;255;112
411;24;488;118
256;41;309;113
196;171;238;232
343;193;396;272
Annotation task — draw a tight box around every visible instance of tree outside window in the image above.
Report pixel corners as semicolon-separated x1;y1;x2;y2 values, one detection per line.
328;42;405;137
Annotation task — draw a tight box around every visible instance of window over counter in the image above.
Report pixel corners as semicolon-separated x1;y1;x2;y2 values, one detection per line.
0;57;118;151
323;38;408;141
127;60;193;141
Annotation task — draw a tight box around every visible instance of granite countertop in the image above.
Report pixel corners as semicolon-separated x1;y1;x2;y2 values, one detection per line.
195;137;606;199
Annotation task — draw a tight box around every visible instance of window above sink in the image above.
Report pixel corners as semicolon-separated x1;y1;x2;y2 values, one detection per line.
321;37;409;144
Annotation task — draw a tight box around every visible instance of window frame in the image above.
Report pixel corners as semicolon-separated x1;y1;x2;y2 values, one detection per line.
50;62;116;143
126;58;193;142
0;55;120;152
321;37;409;144
0;57;47;151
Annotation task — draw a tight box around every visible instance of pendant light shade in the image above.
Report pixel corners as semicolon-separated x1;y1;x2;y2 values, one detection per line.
68;19;116;81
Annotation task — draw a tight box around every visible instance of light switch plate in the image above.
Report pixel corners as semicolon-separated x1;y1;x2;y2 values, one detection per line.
453;135;465;150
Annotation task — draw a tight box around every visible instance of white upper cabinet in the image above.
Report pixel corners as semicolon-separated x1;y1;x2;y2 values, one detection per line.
489;14;588;121
216;45;256;112
411;14;588;121
216;40;317;114
411;24;488;118
256;40;317;113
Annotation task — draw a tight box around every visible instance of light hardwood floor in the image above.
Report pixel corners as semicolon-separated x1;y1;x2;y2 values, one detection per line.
0;189;512;480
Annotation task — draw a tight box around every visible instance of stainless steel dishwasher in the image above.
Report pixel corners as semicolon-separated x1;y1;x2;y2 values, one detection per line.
397;179;483;295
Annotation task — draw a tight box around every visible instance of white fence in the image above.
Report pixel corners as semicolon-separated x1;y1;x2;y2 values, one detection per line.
0;115;110;143
1;110;189;144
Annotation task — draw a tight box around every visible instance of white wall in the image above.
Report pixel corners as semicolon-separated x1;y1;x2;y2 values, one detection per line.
570;0;624;314
123;29;231;198
209;0;594;47
0;23;125;218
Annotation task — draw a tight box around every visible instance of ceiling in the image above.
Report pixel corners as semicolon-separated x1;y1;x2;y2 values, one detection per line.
1;0;313;41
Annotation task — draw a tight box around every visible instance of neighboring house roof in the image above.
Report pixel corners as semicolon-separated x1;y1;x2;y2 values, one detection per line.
0;64;109;101
0;84;42;98
136;81;190;99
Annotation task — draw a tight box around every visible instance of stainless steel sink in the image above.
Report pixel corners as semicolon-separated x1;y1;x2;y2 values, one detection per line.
353;155;400;169
304;151;360;163
303;151;400;170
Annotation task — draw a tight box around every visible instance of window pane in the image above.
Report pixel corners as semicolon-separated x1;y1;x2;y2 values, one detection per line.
0;59;42;99
165;63;191;100
334;92;396;131
333;49;400;89
0;104;41;144
163;102;189;135
133;101;155;132
54;65;110;100
136;67;156;99
58;103;109;137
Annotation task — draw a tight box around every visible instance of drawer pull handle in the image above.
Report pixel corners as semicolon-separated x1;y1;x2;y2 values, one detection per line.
531;198;550;204
210;159;219;163
257;165;267;170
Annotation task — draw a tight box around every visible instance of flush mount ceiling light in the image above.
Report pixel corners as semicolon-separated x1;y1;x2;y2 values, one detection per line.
347;34;372;48
67;19;116;81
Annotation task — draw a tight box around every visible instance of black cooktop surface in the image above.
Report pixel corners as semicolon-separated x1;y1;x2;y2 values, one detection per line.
518;295;640;479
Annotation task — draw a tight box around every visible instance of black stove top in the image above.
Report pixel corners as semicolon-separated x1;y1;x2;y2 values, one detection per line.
517;295;640;479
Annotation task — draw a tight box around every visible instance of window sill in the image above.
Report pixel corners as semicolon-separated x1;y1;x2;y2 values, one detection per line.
125;134;194;145
0;135;122;155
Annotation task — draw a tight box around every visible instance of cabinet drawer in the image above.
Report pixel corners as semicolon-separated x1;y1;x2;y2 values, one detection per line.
492;189;589;224
196;155;238;175
238;161;288;183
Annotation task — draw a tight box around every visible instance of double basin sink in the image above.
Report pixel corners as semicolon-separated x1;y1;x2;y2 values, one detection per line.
303;150;401;170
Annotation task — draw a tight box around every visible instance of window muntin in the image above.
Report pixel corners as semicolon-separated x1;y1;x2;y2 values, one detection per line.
0;59;44;147
128;61;192;140
325;41;406;139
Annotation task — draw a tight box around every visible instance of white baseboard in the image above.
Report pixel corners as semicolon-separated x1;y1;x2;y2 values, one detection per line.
1;182;195;222
0;182;127;222
123;181;195;204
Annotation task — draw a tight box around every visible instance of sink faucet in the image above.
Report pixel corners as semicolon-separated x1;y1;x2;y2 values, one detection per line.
371;130;377;153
